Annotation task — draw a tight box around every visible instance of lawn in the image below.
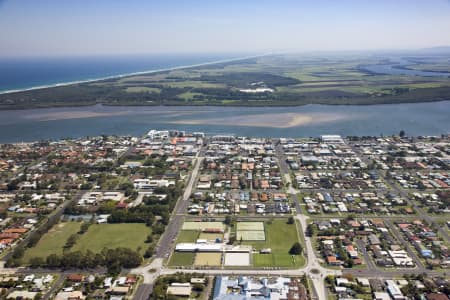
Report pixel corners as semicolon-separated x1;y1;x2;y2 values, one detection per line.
253;253;300;267
24;221;82;262
168;252;195;266
176;230;199;243
245;219;305;268
72;223;150;255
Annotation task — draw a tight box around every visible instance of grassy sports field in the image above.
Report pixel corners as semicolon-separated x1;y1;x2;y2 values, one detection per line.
25;222;151;262
244;219;305;268
71;223;150;254
23;221;82;262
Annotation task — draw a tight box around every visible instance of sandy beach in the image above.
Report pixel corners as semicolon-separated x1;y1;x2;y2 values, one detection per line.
0;55;261;95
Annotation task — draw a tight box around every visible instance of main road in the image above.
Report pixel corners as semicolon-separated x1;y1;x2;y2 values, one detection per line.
132;140;444;300
131;153;204;300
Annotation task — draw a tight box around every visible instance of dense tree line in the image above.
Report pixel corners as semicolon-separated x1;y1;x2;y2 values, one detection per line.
107;207;155;224
26;248;142;274
64;204;91;215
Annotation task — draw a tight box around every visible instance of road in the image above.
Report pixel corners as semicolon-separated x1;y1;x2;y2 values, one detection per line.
276;142;341;299
131;155;204;300
3;138;448;300
383;219;426;270
386;178;450;243
130;144;342;299
349;141;449;242
355;239;376;272
343;265;444;277
134;284;154;300
273;139;443;297
43;274;66;300
295;212;341;299
155;156;204;259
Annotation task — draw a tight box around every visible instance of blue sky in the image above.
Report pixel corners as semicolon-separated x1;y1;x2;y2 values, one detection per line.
1;0;450;57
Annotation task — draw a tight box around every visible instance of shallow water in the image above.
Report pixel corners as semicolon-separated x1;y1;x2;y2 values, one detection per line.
0;101;449;142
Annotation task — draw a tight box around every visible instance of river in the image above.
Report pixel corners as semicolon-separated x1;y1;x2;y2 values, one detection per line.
0;102;448;142
362;58;450;77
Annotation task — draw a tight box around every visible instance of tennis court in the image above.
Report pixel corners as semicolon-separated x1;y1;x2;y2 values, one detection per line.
182;221;225;231
236;222;264;231
237;230;266;241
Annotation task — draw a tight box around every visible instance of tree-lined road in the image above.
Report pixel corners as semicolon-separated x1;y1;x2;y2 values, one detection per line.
131;155;204;300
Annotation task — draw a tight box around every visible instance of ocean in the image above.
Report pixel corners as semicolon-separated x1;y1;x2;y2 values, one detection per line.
0;54;244;93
